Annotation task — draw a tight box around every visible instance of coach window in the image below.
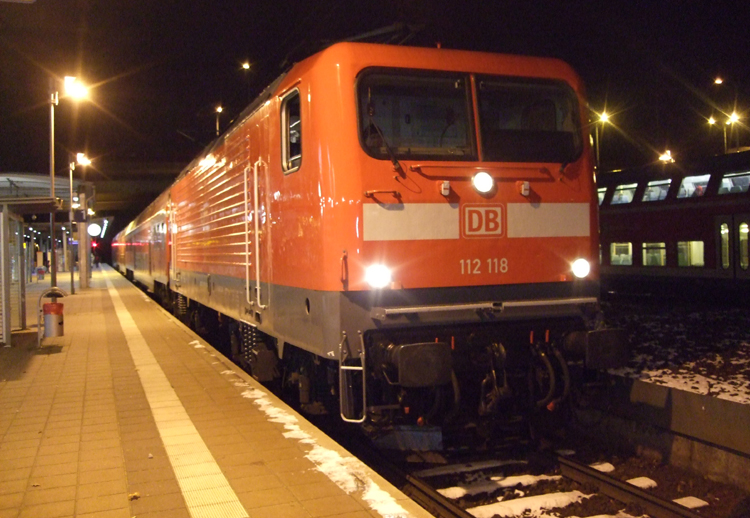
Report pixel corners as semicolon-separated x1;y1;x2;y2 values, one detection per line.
610;242;632;265
677;241;704;267
642;179;671;201
281;90;301;173
718;171;750;194
721;223;730;269
677;174;710;198
642;242;666;266
611;183;637;204
740;223;749;270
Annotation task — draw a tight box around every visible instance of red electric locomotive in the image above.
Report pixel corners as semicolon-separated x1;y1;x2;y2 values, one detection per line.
114;42;625;427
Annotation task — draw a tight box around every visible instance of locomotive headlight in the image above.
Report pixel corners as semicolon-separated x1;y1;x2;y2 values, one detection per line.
472;172;495;194
571;258;591;279
365;264;392;289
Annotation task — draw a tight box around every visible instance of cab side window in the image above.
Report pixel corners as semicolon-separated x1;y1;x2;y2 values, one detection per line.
281;90;301;173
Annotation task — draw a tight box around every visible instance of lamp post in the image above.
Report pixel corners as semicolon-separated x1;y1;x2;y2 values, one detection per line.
68;153;90;294
49;76;88;288
242;62;251;103
709;112;741;153
594;111;609;170
215;105;223;136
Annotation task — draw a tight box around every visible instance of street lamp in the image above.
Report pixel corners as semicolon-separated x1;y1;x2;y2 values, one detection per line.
659;150;674;163
68;153;90;294
49;75;88;288
215;105;223;136
594;111;609;170
709;112;741;153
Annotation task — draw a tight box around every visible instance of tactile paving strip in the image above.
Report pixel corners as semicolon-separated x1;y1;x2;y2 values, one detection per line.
106;275;248;518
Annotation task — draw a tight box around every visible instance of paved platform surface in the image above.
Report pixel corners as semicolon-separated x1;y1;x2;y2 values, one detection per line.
0;266;434;518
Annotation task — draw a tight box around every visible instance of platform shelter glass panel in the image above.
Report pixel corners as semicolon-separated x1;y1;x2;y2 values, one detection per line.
677;174;710;198
677;241;704;267
642;179;670;201
718;171;750;195
610;242;632;265
611;183;637;205
642;242;666;266
740;222;749;271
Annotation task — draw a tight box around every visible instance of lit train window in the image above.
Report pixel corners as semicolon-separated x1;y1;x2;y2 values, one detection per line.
642;179;670;201
477;76;582;163
281;90;301;173
718;171;750;194
721;223;730;269
611;183;637;204
677;241;704;267
357;69;474;161
740;223;749;270
597;187;607;205
642;242;666;266
676;174;710;198
610;242;632;265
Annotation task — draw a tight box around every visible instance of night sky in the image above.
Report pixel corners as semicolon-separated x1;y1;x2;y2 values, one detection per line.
1;0;748;181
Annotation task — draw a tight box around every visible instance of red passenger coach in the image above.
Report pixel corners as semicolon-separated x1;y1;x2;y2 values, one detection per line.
114;42;625;427
598;151;750;295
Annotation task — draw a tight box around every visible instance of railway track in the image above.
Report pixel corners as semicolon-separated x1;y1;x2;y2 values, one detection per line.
558;456;705;518
345;434;745;518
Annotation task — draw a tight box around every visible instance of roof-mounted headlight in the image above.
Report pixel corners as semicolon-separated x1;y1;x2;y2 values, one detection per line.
472;172;495;194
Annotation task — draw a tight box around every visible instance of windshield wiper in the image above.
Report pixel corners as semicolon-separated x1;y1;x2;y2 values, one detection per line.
370;121;402;173
366;94;403;174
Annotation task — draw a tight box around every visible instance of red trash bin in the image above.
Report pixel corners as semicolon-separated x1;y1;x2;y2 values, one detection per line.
43;303;64;338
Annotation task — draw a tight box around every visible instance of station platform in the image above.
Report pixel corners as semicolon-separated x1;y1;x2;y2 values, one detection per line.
0;266;434;518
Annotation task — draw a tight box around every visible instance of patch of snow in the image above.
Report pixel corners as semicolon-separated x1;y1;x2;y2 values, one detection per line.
438;474;561;499
627;476;657;489
415;459;527;478
555;449;576;456
590;462;615;473
240;387;410;517
466;490;590;518
674;496;709;509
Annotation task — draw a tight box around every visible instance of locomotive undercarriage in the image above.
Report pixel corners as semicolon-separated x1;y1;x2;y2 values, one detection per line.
141;277;626;432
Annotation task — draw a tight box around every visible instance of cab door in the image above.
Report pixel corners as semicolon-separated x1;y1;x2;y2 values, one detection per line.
245;103;273;311
734;214;750;280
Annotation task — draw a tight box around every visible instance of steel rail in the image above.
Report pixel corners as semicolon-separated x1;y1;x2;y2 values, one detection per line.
399;472;477;518
558;456;705;518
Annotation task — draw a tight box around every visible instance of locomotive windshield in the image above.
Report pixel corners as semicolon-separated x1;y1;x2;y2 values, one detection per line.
357;70;476;161
476;77;582;163
357;69;582;164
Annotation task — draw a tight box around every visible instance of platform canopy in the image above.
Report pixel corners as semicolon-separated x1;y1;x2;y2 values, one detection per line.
0;173;74;214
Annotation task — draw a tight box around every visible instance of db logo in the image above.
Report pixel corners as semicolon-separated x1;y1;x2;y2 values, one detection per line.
462;205;504;237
